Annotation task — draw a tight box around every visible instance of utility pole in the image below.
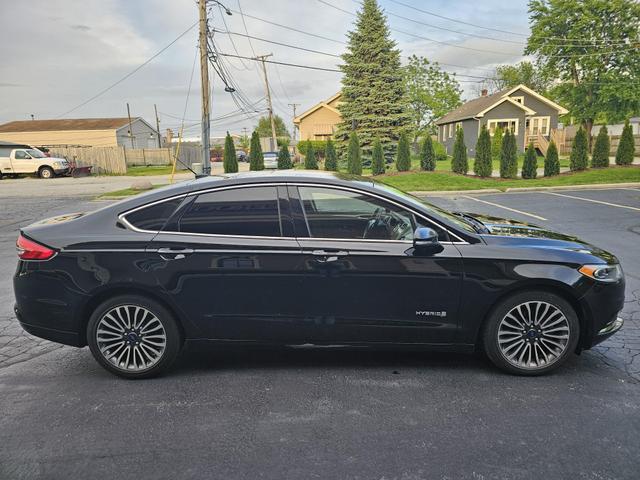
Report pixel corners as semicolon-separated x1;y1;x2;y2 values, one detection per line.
288;103;300;143
255;54;277;152
126;102;135;148
154;104;162;148
198;0;211;174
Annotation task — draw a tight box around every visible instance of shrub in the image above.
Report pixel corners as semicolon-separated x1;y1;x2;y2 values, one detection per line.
371;138;385;175
249;131;264;171
419;136;436;171
434;141;448;161
324;138;338;171
491;126;503;159
451;126;468;174
544;140;560;176
277;143;292;169
304;141;318;169
591;125;610;168
499;129;517;178
570;126;589;171
347;132;362;175
223;132;238;173
522;142;538;179
615;119;635;165
474;125;492;177
297;140;327;159
395;132;411;171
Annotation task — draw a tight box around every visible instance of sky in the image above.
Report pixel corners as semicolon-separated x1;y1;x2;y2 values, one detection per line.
0;0;531;139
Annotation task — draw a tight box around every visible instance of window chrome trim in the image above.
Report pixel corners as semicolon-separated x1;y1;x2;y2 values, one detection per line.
117;181;469;244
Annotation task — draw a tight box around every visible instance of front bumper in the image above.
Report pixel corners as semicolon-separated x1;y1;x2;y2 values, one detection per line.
54;167;70;175
591;316;624;347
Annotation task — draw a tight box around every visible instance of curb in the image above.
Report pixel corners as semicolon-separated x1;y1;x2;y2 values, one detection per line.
410;182;640;196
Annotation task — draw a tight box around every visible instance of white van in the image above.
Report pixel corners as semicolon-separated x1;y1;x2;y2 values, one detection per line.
0;147;69;179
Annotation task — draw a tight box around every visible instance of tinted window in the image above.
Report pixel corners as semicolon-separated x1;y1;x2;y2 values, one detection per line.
125;198;182;231
179;186;281;237
299;186;445;241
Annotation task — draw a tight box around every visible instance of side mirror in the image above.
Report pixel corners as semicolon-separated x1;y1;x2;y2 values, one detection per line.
413;227;442;254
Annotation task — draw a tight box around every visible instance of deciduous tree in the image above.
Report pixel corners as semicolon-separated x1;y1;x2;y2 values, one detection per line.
255;115;290;139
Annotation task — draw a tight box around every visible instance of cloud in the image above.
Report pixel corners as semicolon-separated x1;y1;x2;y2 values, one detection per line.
70;24;91;32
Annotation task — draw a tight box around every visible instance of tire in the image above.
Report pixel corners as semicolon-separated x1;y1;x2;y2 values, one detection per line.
39;166;54;179
87;295;182;379
482;291;579;376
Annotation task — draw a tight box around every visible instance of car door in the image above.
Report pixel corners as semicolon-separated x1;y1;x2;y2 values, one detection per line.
289;184;464;344
149;184;316;343
13;150;34;173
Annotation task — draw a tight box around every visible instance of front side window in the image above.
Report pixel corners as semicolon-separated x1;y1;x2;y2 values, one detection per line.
298;186;443;241
179;186;281;237
14;150;30;159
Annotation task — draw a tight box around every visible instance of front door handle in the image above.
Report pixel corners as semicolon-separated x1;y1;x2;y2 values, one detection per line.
311;250;348;263
157;247;194;260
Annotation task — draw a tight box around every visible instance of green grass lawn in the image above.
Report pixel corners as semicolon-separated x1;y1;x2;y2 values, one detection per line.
378;165;640;192
126;165;177;176
97;184;163;198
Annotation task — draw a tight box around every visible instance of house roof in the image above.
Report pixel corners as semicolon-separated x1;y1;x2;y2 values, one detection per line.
0;118;137;133
435;84;568;125
294;92;342;123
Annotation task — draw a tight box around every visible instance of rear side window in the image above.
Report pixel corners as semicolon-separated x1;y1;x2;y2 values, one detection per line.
178;186;281;237
125;198;182;231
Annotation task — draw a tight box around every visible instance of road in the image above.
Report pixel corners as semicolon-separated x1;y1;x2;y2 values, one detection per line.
1;184;639;479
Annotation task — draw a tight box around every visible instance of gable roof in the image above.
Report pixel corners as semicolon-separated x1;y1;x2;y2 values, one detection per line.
0;117;137;133
294;92;342;123
435;84;567;125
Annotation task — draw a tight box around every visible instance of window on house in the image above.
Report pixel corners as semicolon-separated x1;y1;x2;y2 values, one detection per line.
512;96;524;105
448;123;453;138
456;122;462;133
487;119;519;136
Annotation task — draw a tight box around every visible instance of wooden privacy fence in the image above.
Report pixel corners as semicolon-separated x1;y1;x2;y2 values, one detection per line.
557;129;640;156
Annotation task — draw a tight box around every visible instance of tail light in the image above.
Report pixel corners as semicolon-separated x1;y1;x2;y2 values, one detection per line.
16;234;56;261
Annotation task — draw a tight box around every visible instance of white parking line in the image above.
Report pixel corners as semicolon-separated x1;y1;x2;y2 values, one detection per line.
542;191;640;212
461;196;547;221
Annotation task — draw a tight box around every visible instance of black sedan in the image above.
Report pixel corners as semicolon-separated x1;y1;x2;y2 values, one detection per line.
14;172;624;378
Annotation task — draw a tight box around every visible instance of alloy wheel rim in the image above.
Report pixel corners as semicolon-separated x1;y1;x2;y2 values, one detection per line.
497;301;570;370
42;170;51;178
96;305;166;372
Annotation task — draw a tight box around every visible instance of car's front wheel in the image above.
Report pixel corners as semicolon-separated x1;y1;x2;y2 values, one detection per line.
87;295;182;379
39;166;54;179
483;291;579;375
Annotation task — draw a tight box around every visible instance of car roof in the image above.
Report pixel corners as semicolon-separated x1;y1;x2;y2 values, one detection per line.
189;170;375;190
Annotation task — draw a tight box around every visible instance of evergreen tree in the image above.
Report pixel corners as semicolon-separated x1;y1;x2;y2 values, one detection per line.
277;143;292;169
570;127;589;171
419;135;436;171
499;129;517;178
451;126;468;174
346;132;362;175
474;125;492;177
491;126;503;159
591;125;610;168
395;132;411;171
371;137;385;175
522;142;538;179
544;140;560;177
304;141;318;169
615;119;635;165
249;131;264;171
223;131;238;173
336;0;410;157
324;138;338;171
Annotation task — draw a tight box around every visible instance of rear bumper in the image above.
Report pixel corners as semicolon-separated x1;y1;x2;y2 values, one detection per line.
15;304;83;347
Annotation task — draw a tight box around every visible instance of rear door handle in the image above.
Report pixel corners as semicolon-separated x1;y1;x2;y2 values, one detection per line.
311;249;348;263
156;247;194;260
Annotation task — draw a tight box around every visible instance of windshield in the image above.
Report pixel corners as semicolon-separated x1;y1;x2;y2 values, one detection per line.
373;182;477;234
26;149;46;158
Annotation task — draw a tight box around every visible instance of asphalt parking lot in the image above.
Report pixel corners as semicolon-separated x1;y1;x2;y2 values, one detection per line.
1;184;639;479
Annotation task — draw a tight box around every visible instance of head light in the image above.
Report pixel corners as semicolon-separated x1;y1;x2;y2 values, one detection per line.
579;264;623;283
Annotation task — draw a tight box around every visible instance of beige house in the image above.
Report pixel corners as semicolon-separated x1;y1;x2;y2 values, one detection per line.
294;92;342;141
0;117;160;149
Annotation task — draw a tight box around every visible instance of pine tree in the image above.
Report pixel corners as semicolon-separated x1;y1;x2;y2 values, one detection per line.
223;131;238;173
419;135;435;171
451;126;468;174
304;141;318;169
474;125;492;177
615;119;635;165
544;140;560;177
277;143;292;169
249;131;264;171
522;142;538;179
324;138;338;171
491;126;503;159
347;132;362;174
336;0;409;157
395;132;411;171
371;137;385;175
570;127;589;171
499;129;517;178
591;125;610;168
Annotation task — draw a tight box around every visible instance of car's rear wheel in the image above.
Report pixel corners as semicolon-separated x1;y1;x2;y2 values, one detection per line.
483;291;579;375
87;295;181;379
39;166;54;179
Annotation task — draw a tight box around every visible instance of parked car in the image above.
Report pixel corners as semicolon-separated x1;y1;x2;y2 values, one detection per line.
236;150;248;162
0;146;69;179
263;151;278;169
14;172;624;378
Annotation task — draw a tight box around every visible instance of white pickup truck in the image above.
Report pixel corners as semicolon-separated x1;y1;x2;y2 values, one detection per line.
0;147;70;179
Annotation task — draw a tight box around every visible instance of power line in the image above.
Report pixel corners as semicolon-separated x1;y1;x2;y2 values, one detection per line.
213;29;341;58
237;0;257;57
